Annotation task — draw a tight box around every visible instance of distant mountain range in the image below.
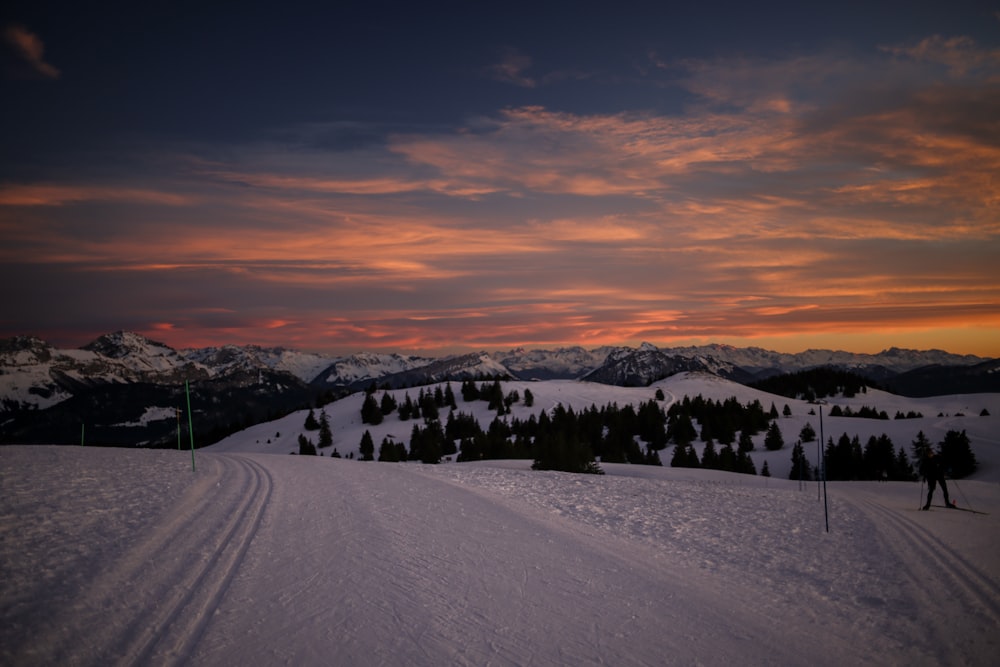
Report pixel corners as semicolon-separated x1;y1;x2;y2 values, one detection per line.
1;331;996;447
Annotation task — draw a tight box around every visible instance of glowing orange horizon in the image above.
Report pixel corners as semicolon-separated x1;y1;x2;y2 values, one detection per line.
3;37;998;360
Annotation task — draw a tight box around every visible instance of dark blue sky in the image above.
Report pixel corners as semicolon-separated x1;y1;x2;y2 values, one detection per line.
6;2;995;153
2;1;999;354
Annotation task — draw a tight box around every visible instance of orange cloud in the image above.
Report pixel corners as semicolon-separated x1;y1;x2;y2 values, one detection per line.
0;183;192;207
4;36;999;357
3;24;60;79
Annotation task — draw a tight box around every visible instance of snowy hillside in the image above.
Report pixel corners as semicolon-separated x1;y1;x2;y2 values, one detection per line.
181;344;336;384
2;443;998;665
662;343;989;375
208;373;1000;483
3;333;996;448
495;346;618;379
83;331;187;373
311;352;434;387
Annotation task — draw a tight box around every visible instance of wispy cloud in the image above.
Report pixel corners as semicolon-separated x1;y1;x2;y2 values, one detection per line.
488;47;536;87
881;35;1000;76
2;35;998;354
0;183;192;207
2;24;60;79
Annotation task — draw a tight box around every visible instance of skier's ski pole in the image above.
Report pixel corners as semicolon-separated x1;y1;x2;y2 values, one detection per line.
918;477;925;510
951;477;974;512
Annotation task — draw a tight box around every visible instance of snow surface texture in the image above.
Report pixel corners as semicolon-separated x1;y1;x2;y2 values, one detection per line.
3;374;999;666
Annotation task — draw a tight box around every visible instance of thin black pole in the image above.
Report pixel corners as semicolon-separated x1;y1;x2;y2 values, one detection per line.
186;380;196;472
820;404;829;532
951;477;973;511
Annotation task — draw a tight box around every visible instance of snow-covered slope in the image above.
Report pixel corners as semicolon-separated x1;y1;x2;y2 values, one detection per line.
2;445;997;665
662;343;988;375
311;352;436;388
207;373;1000;484
495;345;619;379
182;344;336;384
83;331;188;374
581;343;752;385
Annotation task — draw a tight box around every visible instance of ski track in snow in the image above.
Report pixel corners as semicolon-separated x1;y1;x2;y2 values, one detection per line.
2;450;272;666
849;497;1000;664
2;446;999;666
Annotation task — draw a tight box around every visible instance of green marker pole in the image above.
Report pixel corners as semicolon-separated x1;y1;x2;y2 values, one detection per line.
185;380;196;471
81;423;85;446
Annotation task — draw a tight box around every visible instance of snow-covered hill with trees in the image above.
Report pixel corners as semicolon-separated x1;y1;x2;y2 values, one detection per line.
3;331;996;451
207;373;1000;483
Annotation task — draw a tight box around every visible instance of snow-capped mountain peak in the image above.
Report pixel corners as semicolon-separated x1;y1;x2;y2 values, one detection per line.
82;331;183;373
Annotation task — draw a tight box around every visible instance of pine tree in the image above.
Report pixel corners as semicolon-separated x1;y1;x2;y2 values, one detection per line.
789;442;812;481
761;460;771;477
825;433;863;480
668;413;697;446
420;390;439;421
399;393;415;421
799;422;816;444
894;446;915;481
419;420;445;464
938;430;977;478
862;434;895;481
361;393;383;425
359;430;375;461
298;434;317;456
532;422;603;475
379;391;398;416
408;423;423;461
716;417;736;446
734;449;755;475
764;422;784;451
701;440;720;469
636;399;667;450
378;436;401;462
461;379;479;402
304;408;320;431
318;410;333;449
670;443;699;468
911;430;933;462
718;443;736;472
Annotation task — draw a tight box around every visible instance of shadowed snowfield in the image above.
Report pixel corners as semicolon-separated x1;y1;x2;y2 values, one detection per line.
3;375;999;665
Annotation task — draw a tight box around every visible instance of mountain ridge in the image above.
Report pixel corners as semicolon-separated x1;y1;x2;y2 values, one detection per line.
1;331;995;446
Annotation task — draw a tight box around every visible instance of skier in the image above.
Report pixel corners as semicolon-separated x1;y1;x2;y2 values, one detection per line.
920;447;952;510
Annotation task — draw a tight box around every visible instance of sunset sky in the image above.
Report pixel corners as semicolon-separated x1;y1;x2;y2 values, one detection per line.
2;1;999;356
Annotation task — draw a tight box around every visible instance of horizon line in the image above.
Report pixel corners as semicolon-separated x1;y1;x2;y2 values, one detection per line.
5;329;994;361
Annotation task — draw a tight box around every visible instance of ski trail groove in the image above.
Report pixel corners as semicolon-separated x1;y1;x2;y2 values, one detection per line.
858;499;1000;647
140;454;273;665
44;454;272;667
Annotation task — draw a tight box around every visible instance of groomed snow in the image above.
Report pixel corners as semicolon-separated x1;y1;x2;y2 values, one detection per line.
3;375;999;665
